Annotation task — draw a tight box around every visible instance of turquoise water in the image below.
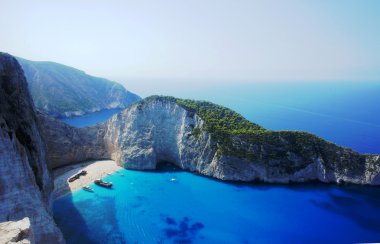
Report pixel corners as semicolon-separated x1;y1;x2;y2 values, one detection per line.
54;82;380;243
54;164;380;243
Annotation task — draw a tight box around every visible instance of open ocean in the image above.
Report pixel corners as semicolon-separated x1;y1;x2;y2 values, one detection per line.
63;81;380;154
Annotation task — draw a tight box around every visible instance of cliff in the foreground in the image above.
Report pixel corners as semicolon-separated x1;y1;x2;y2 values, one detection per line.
0;53;64;243
16;57;141;118
41;96;380;186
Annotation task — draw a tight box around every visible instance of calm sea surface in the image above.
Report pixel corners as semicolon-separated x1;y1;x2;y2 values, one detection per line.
54;165;380;243
62;82;380;154
61;108;122;128
55;82;380;243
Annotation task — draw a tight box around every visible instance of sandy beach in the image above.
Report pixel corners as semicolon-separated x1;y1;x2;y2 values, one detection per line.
53;160;122;199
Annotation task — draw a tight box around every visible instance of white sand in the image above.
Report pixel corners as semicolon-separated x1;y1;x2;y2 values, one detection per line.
53;160;122;199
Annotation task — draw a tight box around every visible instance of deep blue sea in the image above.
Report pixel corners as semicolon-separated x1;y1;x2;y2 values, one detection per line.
62;82;380;154
55;82;380;243
61;108;122;128
160;81;380;155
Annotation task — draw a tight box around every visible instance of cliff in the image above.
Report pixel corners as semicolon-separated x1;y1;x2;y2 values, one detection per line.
0;53;64;243
0;218;33;244
41;96;380;186
16;57;140;118
38;113;108;169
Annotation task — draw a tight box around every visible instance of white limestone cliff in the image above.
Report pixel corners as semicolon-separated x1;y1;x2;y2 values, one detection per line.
39;96;380;186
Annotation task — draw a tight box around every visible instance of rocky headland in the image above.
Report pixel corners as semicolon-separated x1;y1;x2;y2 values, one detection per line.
1;52;380;243
16;57;140;118
40;96;380;186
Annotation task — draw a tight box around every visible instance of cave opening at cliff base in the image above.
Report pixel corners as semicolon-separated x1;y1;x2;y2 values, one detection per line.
156;161;183;172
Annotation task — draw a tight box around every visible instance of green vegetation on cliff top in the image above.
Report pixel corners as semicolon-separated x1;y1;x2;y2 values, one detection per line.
140;95;264;134
138;96;359;173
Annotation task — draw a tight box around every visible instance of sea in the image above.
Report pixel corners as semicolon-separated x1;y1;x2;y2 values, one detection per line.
54;81;380;243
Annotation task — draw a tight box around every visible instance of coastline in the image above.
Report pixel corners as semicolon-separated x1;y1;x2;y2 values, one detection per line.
53;160;122;199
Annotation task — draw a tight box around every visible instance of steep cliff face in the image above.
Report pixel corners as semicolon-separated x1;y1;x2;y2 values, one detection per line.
103;98;218;173
41;95;380;186
0;53;64;243
38;113;108;169
16;57;140;118
102;96;380;185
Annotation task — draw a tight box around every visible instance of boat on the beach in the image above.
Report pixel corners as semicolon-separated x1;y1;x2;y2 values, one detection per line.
82;186;94;192
94;179;113;188
68;170;88;182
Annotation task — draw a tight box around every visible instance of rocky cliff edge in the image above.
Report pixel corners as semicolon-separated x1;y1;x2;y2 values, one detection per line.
41;96;380;186
0;53;64;243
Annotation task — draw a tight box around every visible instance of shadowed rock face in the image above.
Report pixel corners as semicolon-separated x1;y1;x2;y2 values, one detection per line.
38;113;109;169
0;53;64;243
40;96;380;186
2;52;377;243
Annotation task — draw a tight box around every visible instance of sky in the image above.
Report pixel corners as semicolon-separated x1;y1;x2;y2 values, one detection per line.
1;0;380;95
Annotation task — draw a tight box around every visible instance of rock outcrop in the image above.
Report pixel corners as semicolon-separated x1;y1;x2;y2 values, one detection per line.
3;51;377;243
0;53;64;243
40;96;380;186
104;97;380;185
16;57;140;118
38;113;108;169
0;218;33;244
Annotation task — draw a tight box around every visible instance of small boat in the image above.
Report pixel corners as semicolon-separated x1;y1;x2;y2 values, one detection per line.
94;179;113;188
82;186;94;192
170;178;177;182
68;175;79;182
68;170;87;182
107;173;112;176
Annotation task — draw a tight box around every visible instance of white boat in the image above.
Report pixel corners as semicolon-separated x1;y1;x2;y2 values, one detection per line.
82;186;94;192
170;178;177;182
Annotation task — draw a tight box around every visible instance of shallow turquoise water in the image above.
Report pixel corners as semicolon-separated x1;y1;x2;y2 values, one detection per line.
54;164;380;244
55;82;380;243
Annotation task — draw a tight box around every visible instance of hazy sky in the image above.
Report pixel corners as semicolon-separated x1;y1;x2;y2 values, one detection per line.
1;0;380;86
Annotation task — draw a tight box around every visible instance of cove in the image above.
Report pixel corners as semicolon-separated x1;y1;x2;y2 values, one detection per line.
53;163;380;243
60;108;122;128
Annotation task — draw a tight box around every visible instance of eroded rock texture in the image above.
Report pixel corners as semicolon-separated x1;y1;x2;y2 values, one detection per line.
0;53;64;243
104;98;380;185
0;217;33;244
38;113;108;169
40;96;380;186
